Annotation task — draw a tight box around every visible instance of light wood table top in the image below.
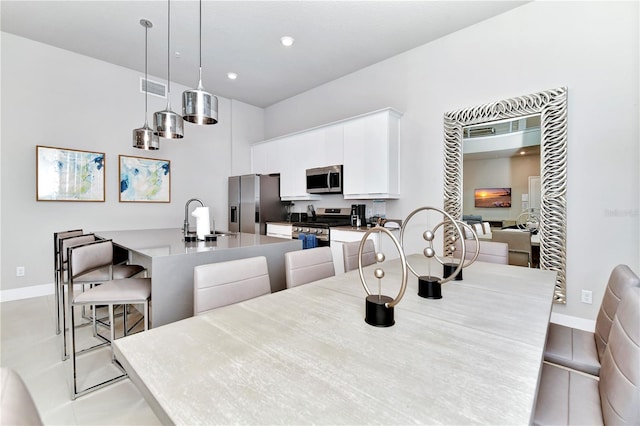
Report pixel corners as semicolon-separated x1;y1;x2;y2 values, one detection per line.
114;254;556;425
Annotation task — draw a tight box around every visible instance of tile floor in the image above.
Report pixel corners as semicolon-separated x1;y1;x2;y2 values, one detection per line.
1;294;161;425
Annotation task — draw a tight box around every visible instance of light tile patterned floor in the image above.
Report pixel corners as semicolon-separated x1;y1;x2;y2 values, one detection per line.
1;294;161;425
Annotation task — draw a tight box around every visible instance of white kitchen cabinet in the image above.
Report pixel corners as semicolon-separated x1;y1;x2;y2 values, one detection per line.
343;109;402;199
330;227;399;275
251;108;401;201
252;139;282;175
320;124;344;167
279;133;321;201
266;223;293;239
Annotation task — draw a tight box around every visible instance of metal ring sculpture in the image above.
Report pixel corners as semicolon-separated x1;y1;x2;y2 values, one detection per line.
445;220;480;268
516;210;540;232
443;87;568;303
399;206;465;285
358;226;408;327
358;227;408;308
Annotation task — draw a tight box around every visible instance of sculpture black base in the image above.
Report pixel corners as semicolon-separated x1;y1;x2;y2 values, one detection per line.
365;295;395;327
443;263;462;281
418;277;442;299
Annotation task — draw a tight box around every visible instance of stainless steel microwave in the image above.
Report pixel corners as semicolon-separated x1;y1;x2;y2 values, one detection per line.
306;165;343;194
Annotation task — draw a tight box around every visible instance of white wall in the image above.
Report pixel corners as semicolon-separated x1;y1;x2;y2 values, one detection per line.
263;1;640;320
0;33;263;294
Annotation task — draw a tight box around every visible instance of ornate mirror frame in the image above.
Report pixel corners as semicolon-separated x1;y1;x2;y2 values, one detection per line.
443;87;568;303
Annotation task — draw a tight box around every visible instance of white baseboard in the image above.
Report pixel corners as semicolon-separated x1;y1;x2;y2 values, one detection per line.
550;312;596;332
0;283;54;303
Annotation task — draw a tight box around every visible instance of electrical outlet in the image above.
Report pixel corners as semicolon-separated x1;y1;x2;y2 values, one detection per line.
581;289;593;304
16;266;25;277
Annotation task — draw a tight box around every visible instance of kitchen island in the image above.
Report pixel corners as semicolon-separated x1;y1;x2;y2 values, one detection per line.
95;228;301;327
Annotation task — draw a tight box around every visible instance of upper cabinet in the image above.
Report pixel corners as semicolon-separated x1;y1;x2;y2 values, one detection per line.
251;108;402;201
343;109;402;199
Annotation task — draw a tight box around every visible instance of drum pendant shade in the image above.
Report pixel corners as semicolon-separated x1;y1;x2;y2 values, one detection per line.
182;0;218;125
133;19;159;150
154;108;184;139
183;83;218;125
133;125;160;150
154;0;184;139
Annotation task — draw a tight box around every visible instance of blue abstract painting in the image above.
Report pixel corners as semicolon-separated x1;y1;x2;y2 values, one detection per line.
119;155;171;202
36;146;105;201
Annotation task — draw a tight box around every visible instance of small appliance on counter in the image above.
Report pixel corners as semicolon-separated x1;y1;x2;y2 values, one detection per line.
290;212;308;222
350;204;367;227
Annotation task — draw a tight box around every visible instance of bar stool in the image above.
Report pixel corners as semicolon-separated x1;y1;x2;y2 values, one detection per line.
67;239;151;399
54;229;83;334
58;233;145;360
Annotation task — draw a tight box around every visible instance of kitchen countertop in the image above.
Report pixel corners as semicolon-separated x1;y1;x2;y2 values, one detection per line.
95;228;290;258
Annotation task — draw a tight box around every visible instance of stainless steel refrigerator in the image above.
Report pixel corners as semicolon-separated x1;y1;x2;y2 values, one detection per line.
228;174;284;235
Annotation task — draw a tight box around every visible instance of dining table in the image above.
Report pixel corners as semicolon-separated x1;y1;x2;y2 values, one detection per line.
114;254;557;425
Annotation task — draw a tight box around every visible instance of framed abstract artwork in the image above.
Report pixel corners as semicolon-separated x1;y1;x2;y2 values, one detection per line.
119;155;171;203
36;145;105;202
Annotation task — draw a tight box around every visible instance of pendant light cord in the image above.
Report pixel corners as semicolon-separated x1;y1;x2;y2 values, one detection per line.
198;0;204;87
166;0;172;108
144;23;149;126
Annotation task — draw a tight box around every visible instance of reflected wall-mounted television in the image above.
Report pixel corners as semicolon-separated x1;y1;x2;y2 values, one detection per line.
474;188;512;208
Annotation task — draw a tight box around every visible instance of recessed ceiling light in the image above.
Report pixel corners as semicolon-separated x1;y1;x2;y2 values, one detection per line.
280;36;295;47
520;150;526;155
227;72;238;80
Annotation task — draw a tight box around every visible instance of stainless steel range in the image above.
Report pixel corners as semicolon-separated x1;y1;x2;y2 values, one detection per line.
292;207;352;247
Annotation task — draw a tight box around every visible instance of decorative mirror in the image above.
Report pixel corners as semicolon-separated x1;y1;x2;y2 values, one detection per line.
443;87;568;303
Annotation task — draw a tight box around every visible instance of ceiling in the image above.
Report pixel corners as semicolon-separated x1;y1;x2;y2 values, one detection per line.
1;1;528;108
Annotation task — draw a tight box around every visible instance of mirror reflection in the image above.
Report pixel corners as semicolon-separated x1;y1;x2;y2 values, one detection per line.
443;87;568;303
462;116;541;267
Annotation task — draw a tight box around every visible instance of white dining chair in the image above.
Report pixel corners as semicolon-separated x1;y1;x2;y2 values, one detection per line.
0;368;43;426
533;286;639;425
544;264;640;376
481;222;491;234
491;229;532;267
285;247;335;288
343;239;376;273
193;256;271;315
454;239;508;265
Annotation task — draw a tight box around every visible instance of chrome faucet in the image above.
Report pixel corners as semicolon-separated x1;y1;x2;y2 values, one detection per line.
184;198;205;237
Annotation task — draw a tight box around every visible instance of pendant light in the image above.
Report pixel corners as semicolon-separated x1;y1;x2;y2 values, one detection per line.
133;19;160;150
182;0;218;125
154;0;184;139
